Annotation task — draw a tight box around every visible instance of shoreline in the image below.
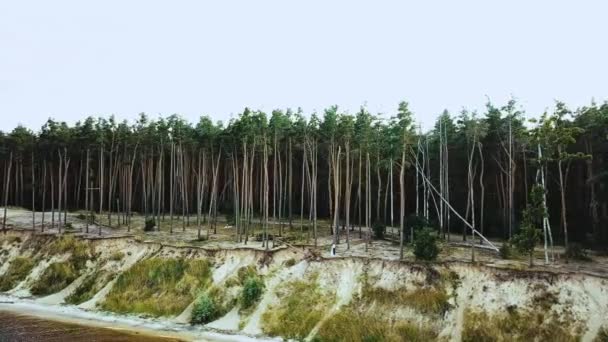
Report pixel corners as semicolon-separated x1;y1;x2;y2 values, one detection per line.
0;294;275;342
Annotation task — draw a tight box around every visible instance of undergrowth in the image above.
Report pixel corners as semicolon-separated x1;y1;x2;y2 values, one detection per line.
361;282;451;316
0;256;35;291
101;258;212;317
30;261;80;296
30;236;94;296
65;270;111;305
462;308;580;342
262;275;334;340
241;276;264;309
191;286;229;324
46;235;92;268
316;306;437;342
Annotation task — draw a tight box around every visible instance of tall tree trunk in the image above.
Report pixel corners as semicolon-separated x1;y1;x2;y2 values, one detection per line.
42;160;46;232
2;152;13;234
399;149;405;259
31;151;35;230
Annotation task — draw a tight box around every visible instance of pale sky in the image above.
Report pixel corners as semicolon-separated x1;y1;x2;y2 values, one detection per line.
1;1;607;132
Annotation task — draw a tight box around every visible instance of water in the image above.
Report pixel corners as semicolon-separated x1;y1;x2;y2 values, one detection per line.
0;311;183;342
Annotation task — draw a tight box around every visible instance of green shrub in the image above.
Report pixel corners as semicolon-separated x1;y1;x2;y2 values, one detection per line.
284;258;296;267
500;242;513;259
406;214;431;232
191;293;219;324
225;213;236;226
371;222;385;240
241;276;264;309
144;218;156;232
0;257;35;291
413;228;439;261
565;243;590;261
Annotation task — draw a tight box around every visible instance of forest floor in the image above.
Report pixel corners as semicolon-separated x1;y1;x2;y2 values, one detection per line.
2;206;608;278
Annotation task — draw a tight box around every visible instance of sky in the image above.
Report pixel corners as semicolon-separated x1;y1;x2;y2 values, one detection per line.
1;1;607;132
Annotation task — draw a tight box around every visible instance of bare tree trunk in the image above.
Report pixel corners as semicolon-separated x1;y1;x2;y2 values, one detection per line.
478;142;485;244
332;146;341;245
42;160;46;232
558;145;569;254
85;149;90;233
3;152;13;234
345;142;351;249
170;141;174;234
31;151;35;230
399;149;405;259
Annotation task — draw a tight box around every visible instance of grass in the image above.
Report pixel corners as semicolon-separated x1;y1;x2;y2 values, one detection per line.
361;283;451;316
100;258;212;317
316;306;437;342
30;235;94;296
261;275;334;340
46;235;92;268
65;270;112;305
0;256;35;291
30;261;80;296
109;251;125;261
224;265;259;288
462;308;580;342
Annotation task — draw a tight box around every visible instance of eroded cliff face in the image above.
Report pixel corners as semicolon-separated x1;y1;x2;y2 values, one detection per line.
1;231;607;342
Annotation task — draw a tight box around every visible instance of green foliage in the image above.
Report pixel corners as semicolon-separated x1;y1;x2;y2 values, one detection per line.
499;242;513;259
191;293;219;324
413;228;440;261
143;218;155;232
406;214;431;232
0;256;35;291
241;276;264;309
371;222;385;240
101;258;212;316
513;185;545;266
